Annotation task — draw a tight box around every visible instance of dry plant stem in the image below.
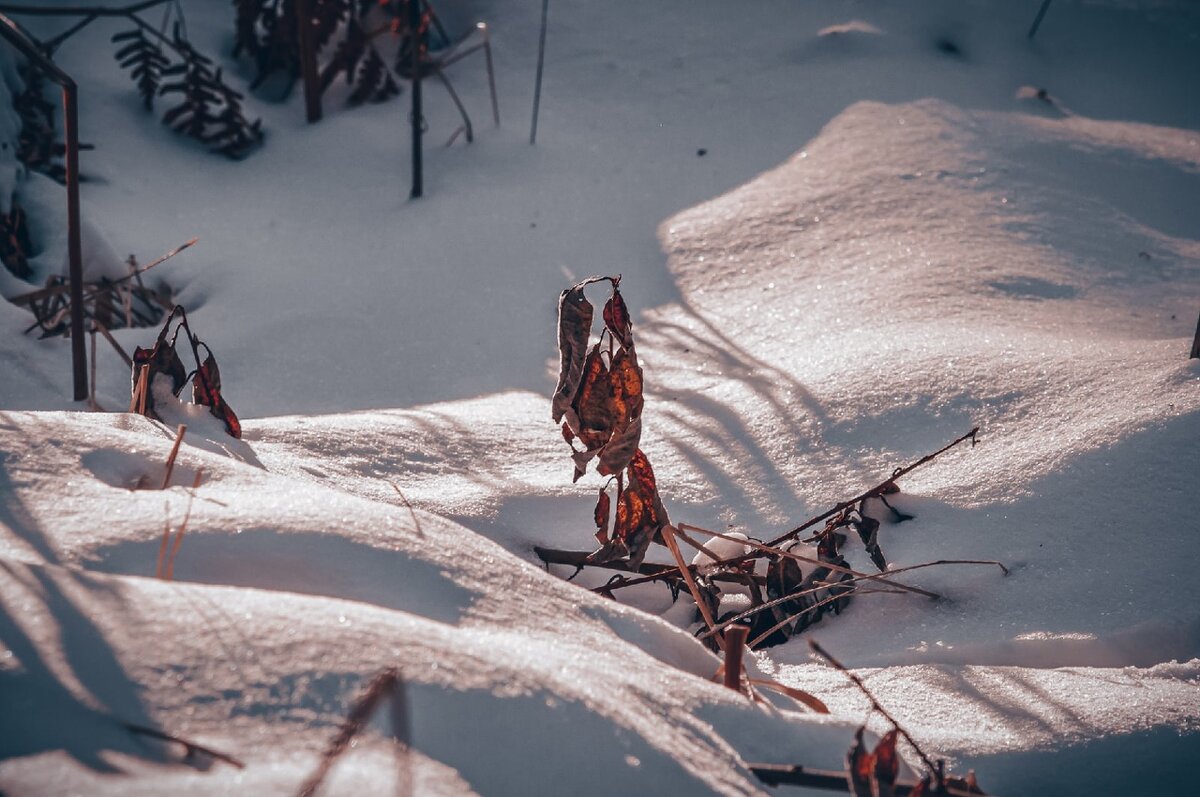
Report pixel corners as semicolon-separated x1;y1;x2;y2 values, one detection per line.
81;237;196;302
594;568;766;596
130;364;149;414
809;640;938;777
765;427;978;549
676;523;941;601
885;558;1009;578
536;546;678;576
703;574;915;640
723;625;750;693
92;319;133;367
165;470;202;581
10;237;196;308
662;525;725;651
155;500;171;579
672;525;724;568
390;482;424;537
88;326;99;410
161;424;186;489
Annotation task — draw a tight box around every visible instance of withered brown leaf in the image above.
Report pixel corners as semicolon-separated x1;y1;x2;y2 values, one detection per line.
602;287;633;349
193;350;242;439
873;729;900;787
596;346;644;476
552;278;604;426
848;727;875;797
593;488;611;545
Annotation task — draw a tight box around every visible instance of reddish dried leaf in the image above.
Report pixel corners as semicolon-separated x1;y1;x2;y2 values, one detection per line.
602;287;633;349
847;727;874;797
593;450;669;567
573;344;614;447
627;449;659;500
193;352;242;439
561;422;575;443
596;347;644;476
874;729;899;786
594;489;611;545
909;776;930;797
551;281;596;424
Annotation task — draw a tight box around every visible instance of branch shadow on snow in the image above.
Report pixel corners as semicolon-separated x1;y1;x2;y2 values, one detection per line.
0;451;60;566
0;561;201;772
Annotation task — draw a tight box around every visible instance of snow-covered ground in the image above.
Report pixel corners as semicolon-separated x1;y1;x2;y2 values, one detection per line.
2;0;1199;794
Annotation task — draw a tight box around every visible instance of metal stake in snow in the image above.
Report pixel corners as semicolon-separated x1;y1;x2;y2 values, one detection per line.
409;0;424;198
0;14;86;401
295;0;322;124
529;0;550;144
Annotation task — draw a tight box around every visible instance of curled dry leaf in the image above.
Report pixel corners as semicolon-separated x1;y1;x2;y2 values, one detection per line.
551;277;603;427
874;729;900;787
602;289;632;349
853;513;887;572
192;348;242;439
848;727;875;797
593;488;611;545
597;347;644;476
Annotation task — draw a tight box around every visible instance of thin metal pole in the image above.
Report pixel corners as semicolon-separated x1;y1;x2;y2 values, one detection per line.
0;13;87;400
64;81;86;400
529;0;549;145
409;0;423;198
1190;311;1200;359
295;0;322;123
1028;0;1053;39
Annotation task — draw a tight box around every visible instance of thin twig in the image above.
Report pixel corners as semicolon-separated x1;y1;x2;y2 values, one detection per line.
884;558;1009;578
9;237;195;308
390;482;424;538
670;525;739;574
161;423;186;489
766;427;978;548
809;640;938;777
88;324;99;410
164;469;202;581
155;500;170;578
662;525;724;651
678;523;941;601
92;318;133;367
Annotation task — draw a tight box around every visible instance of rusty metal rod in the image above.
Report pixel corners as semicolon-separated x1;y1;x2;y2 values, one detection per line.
0;13;86;400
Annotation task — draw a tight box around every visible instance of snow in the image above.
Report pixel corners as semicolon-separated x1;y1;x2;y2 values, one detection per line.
2;0;1200;794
